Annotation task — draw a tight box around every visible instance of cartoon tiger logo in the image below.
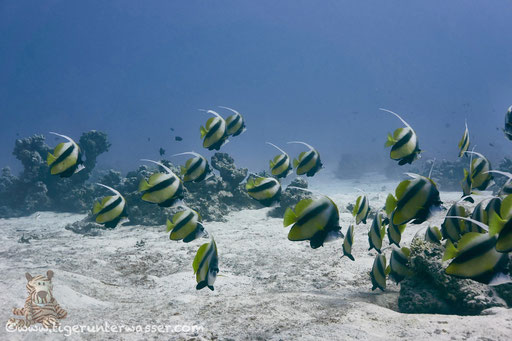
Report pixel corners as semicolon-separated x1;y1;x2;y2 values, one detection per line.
6;270;67;329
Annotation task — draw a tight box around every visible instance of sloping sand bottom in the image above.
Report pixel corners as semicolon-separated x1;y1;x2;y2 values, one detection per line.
1;175;511;340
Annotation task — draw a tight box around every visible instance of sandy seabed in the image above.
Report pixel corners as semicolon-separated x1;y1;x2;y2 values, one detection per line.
0;172;511;341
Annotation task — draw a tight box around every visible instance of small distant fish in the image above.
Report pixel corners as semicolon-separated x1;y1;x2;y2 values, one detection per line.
288;141;322;177
193;238;219;291
170;127;174;131
167;209;208;243
159;148;166;156
174;152;211;183
385;173;442;225
443;231;507;284
441;202;468;243
92;184;128;228
504;105;512;141
246;176;281;207
389;247;414;284
352;195;370;225
47;132;84;178
425;225;442;244
219;106;246;137
368;212;388;253
489;142;495;147
199;110;229;151
267;142;292;179
458;121;470;158
284;196;343;249
381;108;421;165
341;225;355;261
370;254;389;291
138;159;184;207
175;136;183;141
147;137;150;142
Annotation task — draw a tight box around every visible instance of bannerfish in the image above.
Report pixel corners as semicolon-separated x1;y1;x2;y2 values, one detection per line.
199;109;229;151
387;218;406;247
485;197;502;223
173;152;211;183
92;183;128;228
246;175;281;207
167;209;208;243
468;201;487;233
288;141;323;177
370;254;389;291
441;202;468;243
460;168;474;203
381;108;421;165
425;225;442;244
175;136;183;141
488;193;512;253
266;142;292;179
458;120;470;158
465;151;493;191
352;194;370;225
284;196;343;249
389;247;414;284
504;105;512;141
219;106;246;137
138;159;184;207
193;237;219;291
341;225;355;261
487;170;512;197
46;132;84;177
368;211;388;253
385;173;442;226
443;229;507;284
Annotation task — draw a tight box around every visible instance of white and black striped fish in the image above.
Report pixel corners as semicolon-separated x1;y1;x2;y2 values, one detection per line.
425;225;442;244
193;238;219;291
139;159;184;207
246;176;281;207
368;211;388;253
167;209;207;243
370;254;389;291
504;105;512;141
92;184;128;228
199;110;229;151
266;142;292;179
341;225;355;261
389;247;414;284
443;231;507;284
458;120;470;158
441;202;468;243
381;108;421;165
46;132;84;178
387;217;406;247
460;168;474;203
465;151;493;191
352;195;370;225
468;201;487;233
288;141;323;177
385;173;442;226
284;196;343;249
173;152;211;183
219;106;246;137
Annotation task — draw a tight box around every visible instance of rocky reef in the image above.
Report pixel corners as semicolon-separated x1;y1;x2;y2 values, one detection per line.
1;133;304;230
398;238;511;315
267;177;311;218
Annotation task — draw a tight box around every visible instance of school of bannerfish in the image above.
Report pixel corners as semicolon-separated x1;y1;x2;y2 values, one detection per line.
45;106;512;292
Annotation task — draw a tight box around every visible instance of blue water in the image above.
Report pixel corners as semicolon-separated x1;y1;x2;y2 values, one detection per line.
1;1;511;174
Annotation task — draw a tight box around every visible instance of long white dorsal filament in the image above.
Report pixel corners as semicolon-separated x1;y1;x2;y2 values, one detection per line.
140;159;173;175
96;183;122;197
445;216;489;232
379;108;413;131
218;106;240;116
198;109;222;119
49;132;74;144
428;158;436;179
266;142;287;155
464;150;486;160
485;170;512;179
287;141;315;151
171;151;202;159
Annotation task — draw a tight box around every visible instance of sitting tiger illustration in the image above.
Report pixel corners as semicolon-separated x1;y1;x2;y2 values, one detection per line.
7;270;67;329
